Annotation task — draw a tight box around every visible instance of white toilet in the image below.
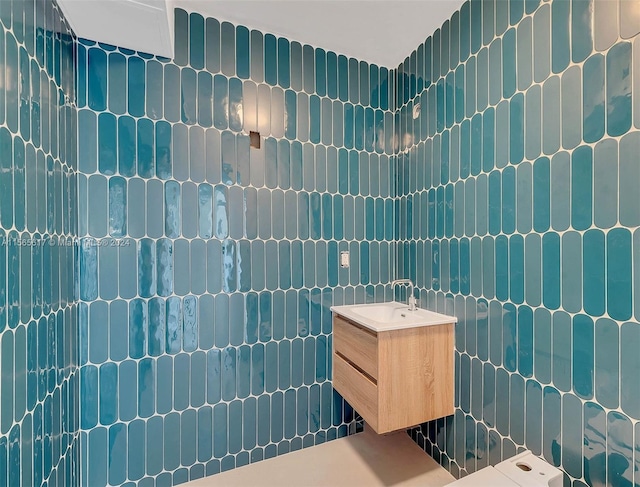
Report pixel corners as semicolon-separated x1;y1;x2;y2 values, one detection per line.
448;451;563;486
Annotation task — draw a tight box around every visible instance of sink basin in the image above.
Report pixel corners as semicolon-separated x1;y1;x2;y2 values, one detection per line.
351;304;409;322
330;302;457;332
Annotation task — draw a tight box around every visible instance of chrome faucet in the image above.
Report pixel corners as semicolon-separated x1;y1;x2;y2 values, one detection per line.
391;279;417;311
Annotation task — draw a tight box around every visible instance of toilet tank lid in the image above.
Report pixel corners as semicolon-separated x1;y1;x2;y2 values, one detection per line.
495;451;563;487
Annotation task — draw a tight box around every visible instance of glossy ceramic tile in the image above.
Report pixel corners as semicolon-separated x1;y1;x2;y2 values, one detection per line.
75;8;395;487
399;0;640;485
0;0;80;486
6;0;640;486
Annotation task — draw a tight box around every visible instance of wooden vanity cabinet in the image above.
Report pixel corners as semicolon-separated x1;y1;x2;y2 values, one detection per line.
332;314;454;434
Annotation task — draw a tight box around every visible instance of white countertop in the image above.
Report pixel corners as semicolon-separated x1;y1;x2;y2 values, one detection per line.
330;301;457;332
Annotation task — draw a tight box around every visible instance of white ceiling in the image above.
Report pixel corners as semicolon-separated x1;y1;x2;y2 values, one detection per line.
60;0;464;68
173;0;465;67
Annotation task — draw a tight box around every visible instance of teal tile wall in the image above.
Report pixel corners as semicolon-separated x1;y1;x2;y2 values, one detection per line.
8;1;639;485
76;9;396;486
398;0;640;485
0;0;79;485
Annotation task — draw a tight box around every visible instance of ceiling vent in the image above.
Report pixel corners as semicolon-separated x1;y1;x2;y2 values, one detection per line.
57;0;174;58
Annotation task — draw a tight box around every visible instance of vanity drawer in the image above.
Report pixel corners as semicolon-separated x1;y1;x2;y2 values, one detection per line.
333;352;378;430
333;316;378;379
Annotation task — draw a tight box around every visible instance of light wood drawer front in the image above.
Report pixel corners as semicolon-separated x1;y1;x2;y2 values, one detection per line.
333;316;378;379
333;352;378;429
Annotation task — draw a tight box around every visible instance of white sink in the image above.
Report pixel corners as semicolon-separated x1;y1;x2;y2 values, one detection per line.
330;301;457;332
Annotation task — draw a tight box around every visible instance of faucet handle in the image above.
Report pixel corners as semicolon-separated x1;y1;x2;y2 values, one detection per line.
408;295;417;311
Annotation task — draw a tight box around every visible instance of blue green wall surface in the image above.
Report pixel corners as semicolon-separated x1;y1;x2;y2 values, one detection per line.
76;9;397;486
398;1;640;486
4;0;640;486
0;0;79;485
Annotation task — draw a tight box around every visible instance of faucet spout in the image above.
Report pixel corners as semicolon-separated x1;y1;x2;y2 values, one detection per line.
391;279;417;311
